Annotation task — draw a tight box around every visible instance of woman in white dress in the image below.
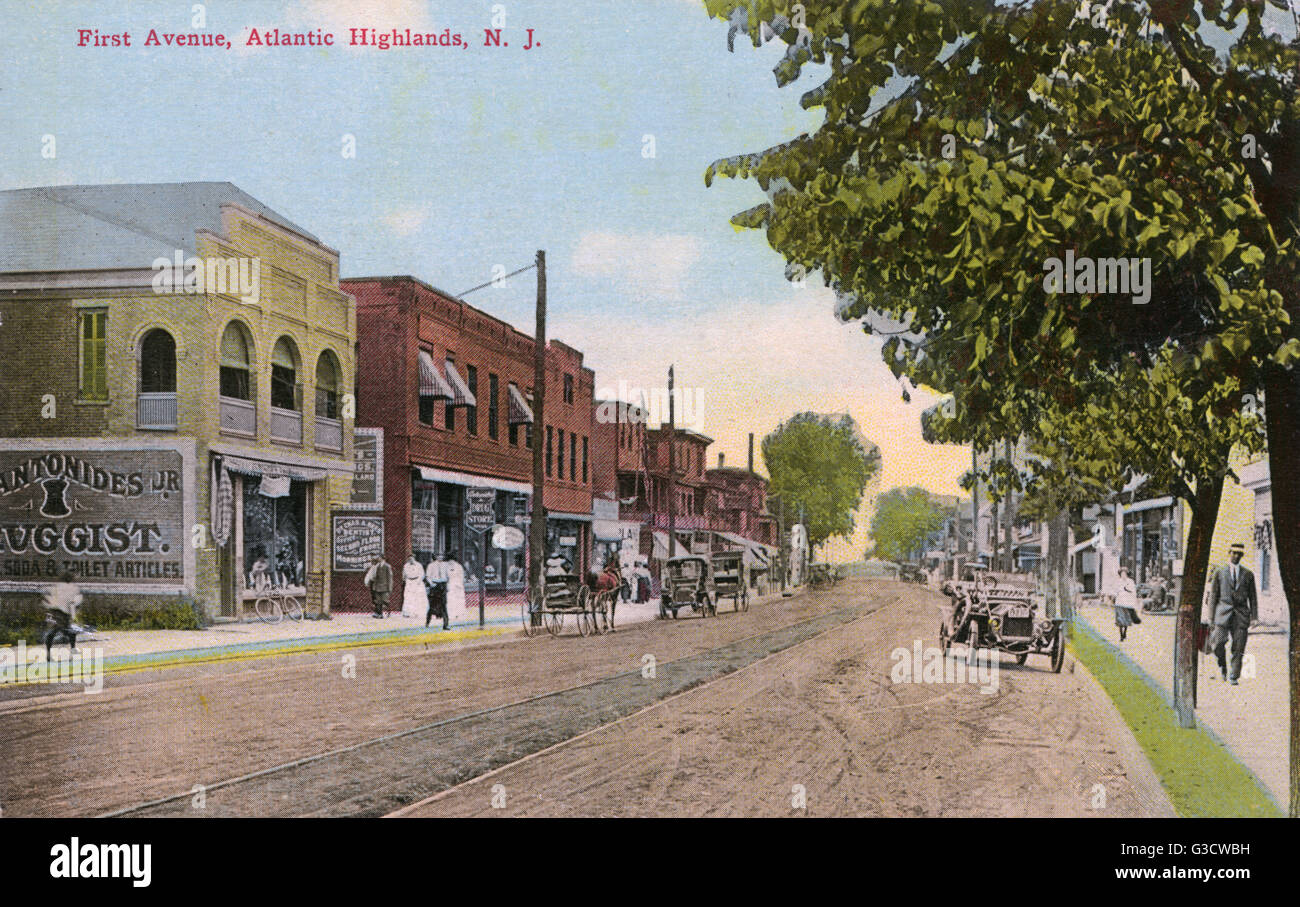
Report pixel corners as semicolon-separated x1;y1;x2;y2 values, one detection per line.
445;557;467;623
400;555;429;619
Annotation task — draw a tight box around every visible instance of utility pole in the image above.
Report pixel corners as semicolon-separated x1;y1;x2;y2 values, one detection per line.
971;446;980;568
667;365;676;558
528;250;547;602
1003;439;1014;572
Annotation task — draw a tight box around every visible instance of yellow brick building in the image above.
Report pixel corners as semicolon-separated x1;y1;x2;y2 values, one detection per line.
0;183;355;620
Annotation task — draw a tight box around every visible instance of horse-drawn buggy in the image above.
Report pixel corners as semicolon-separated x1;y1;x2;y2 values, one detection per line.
660;554;717;620
710;550;749;613
939;567;1065;672
522;572;613;638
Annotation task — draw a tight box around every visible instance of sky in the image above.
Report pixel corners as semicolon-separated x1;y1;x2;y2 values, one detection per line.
0;0;975;555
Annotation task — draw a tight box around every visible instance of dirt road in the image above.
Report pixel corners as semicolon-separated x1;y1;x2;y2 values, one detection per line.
0;579;1162;817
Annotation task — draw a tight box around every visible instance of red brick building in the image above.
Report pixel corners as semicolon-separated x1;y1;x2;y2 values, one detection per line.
335;275;594;611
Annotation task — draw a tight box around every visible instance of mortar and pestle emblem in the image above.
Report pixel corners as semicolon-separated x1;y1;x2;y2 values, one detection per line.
40;478;71;518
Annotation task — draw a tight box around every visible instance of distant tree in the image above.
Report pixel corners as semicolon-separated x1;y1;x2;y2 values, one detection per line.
870;487;947;564
762;412;880;548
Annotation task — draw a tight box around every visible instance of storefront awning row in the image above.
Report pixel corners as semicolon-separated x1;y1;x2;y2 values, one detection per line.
417;350;454;400
413;465;532;495
508;383;534;424
442;360;477;408
220;454;328;482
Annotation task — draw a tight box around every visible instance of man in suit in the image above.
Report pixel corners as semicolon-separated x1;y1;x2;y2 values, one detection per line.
1207;542;1258;685
364;554;393;619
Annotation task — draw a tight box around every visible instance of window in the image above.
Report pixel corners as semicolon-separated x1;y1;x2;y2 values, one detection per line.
558;429;565;479
563;374;574;405
445;400;455;431
271;337;300;411
582;436;588;484
140;328;175;393
546;426;554;476
488;373;499;440
220;321;253;400
509;421;519;446
79;310;107;400
315;350;341;419
466;364;478;435
570;433;577;483
419;395;434;426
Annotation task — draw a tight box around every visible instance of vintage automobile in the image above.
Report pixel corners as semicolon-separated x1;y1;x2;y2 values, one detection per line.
661;555;716;619
898;563;925;584
710;550;749;612
940;569;1066;672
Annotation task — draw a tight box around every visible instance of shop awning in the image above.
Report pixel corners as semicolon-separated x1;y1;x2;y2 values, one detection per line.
413;465;531;494
220;454;327;482
651;530;694;560
507;383;533;424
417;351;454;400
443;360;477;408
548;511;593;522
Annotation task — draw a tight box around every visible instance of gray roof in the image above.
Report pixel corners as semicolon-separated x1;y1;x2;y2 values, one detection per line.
0;182;319;273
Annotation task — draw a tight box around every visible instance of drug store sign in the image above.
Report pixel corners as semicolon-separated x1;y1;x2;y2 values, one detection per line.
0;440;195;592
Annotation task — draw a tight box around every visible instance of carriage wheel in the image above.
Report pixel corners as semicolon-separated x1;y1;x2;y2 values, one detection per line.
522;588;542;637
545;609;565;637
740;586;749;612
577;608;594;637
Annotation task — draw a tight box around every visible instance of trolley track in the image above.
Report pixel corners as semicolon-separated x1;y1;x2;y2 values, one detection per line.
101;598;888;817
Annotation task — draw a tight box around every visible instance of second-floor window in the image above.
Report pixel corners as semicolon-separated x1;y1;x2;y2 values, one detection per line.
315;351;341;420
546;426;554;476
558;429;566;479
488;373;499;440
140;328;175;394
466;364;478;435
78;309;107;400
570;433;577;483
220;321;253;400
271;337;300;411
564;373;574;404
582;436;588;484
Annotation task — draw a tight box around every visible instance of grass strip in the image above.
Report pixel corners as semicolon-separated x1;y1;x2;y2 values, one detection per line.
1069;622;1281;818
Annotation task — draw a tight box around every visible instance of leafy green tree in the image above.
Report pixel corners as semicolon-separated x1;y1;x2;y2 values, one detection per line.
704;0;1300;811
762;412;880;548
870;486;948;563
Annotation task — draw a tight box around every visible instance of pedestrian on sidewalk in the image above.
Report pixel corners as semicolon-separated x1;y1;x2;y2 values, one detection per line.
364;554;393;619
425;552;451;630
1112;566;1141;642
1207;542;1258;685
43;571;83;659
400;555;429;619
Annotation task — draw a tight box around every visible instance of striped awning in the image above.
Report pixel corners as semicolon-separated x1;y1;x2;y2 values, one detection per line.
417;351;453;400
508;383;533;425
443;360;477;408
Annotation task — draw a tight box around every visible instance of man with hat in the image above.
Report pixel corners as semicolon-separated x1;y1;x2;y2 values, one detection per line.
1206;542;1258;684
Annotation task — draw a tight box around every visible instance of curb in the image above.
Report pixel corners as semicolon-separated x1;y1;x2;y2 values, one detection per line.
1071;614;1285;816
1067;648;1179;818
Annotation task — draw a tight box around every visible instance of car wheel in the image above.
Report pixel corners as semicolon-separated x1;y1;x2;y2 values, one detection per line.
1050;631;1066;673
1015;652;1028;666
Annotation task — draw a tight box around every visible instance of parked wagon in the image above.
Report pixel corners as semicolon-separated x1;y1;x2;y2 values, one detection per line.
710;550;749;612
523;573;604;638
660;555;716;620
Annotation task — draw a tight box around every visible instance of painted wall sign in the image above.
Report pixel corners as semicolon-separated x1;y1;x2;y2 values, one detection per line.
333;515;384;571
0;441;195;592
350;428;383;510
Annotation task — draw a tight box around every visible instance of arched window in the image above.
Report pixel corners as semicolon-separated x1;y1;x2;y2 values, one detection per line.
315;350;341;420
271;337;300;411
220;321;253;401
140;328;175;393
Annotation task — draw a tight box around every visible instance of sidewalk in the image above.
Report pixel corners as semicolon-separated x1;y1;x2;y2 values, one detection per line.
0;593;695;680
1074;601;1289;811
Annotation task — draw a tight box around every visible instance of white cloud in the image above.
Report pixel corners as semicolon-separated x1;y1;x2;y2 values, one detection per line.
381;204;432;237
571;231;702;302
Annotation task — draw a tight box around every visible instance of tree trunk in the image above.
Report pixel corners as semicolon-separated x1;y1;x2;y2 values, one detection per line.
1263;363;1300;817
1173;473;1224;729
1045;509;1072;622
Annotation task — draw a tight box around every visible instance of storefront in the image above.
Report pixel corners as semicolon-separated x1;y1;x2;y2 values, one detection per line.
411;466;532;594
1121;496;1180;586
546;512;591;577
214;454;328;617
